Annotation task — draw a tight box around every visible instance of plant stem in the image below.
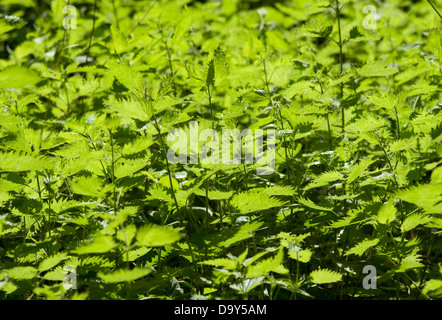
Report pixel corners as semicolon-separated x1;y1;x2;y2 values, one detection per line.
85;0;98;64
263;57;292;181
427;0;442;20
207;83;214;129
394;106;401;139
126;0;159;38
335;1;345;133
112;0;120;29
109;129;118;215
149;99;198;270
326;112;333;149
36;172;45;239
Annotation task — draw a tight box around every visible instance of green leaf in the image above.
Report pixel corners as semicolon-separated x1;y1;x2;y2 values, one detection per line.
347;26;380;42
73;235;117;254
200;258;237;270
310;269;342;284
367;92;398;111
98;267;152;283
395;184;442;214
216;221;264;247
305;171;343;190
347;158;375;184
0;65;41;89
288;248;313;263
297;196;333;212
357;63;398;77
110;25;128;54
283;80;315;99
230;276;264;294
320;25;333;38
431;166;442;184
345;238;379;257
114;160;147;179
262;185;296;196
38;252;68;272
136;224;183;247
108;60;145;93
243;251;269;268
105;96;152;121
306;1;331;15
213;46;230;86
246;248;287;278
230;190;287;214
389;139;412;153
172;16;192;47
376;199;397;224
396;254;424;273
116;224;137;244
0;152;53;172
70;175;103;197
349;26;363;39
0;14;25;35
401;214;431;233
423;279;442;298
41;268;65;281
7;266;37;280
206;59;215;87
207;190;234;200
125;247;150;262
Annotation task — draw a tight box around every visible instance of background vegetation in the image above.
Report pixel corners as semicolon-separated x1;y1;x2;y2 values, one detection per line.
0;0;441;300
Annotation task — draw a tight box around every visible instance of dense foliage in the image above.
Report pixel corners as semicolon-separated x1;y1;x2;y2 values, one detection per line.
0;0;441;300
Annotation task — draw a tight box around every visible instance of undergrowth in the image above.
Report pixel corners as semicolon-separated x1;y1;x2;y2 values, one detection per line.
0;0;441;300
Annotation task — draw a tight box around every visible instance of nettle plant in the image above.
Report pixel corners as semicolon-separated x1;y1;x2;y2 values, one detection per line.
0;0;441;300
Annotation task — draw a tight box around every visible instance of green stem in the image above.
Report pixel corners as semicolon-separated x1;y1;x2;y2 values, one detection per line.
149;99;197;269
326;112;332;149
207;81;215;129
264;57;292;181
109;129;118;214
427;0;442;20
394;106;400;139
36;172;45;239
335;1;345;133
85;0;98;64
378;137;399;189
112;0;120;28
